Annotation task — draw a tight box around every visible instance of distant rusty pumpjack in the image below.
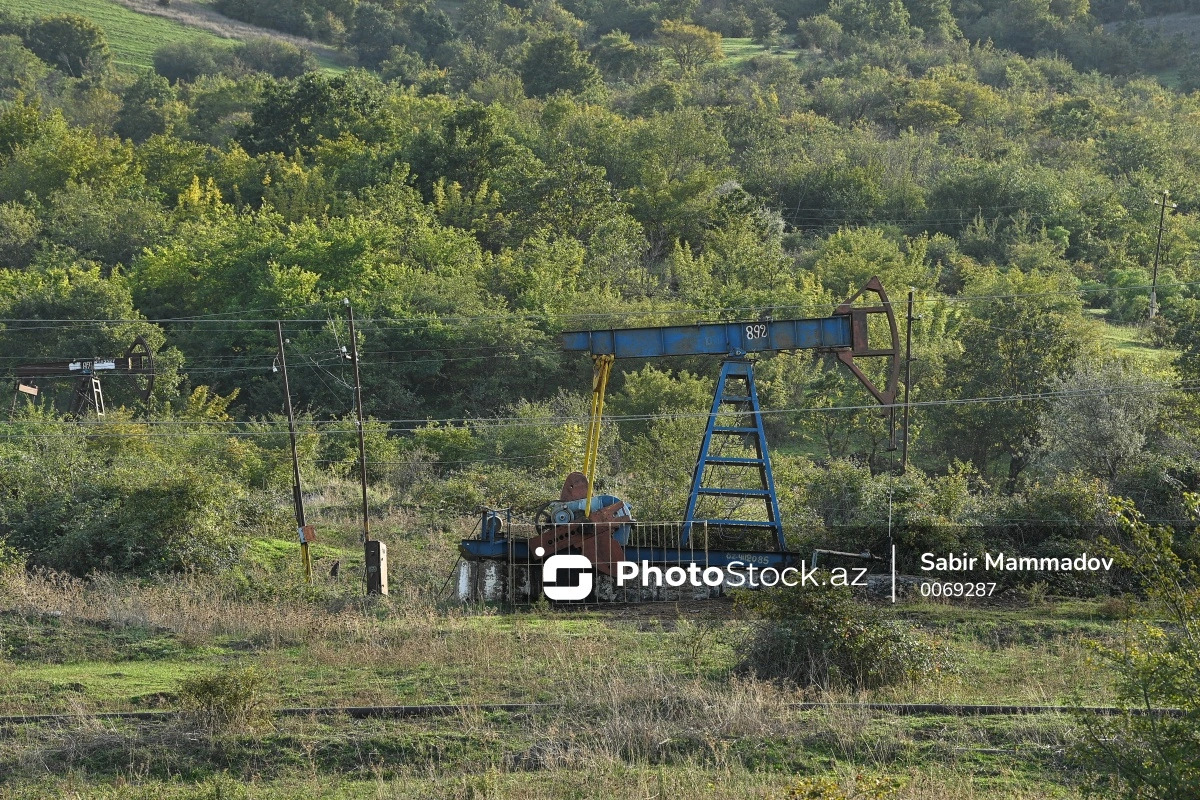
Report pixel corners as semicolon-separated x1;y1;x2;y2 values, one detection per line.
9;335;156;418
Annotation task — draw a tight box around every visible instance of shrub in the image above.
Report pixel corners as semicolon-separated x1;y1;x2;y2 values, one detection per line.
214;0;318;39
796;15;843;51
736;580;951;689
177;665;267;731
25;14;111;78
1075;496;1200;799
0;536;22;575
232;38;316;79
153;39;231;83
1;441;250;577
786;775;902;799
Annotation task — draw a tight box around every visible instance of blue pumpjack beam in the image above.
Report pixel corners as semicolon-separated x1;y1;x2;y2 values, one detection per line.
561;316;852;358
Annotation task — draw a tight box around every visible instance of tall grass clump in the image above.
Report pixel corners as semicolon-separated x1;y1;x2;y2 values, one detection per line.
177;665;268;732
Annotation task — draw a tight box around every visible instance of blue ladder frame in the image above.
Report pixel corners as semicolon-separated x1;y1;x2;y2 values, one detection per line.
681;359;785;550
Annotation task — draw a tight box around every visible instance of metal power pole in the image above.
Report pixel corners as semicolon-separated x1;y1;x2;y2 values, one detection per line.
901;289;916;474
276;322;311;584
344;299;370;544
1150;190;1176;320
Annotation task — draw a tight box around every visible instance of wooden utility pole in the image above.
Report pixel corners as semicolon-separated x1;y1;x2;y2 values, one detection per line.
276;322;312;584
1150;190;1176;320
344;299;370;544
344;299;387;595
901;289;916;474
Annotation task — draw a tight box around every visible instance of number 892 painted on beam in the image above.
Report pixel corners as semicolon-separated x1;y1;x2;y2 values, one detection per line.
745;323;768;341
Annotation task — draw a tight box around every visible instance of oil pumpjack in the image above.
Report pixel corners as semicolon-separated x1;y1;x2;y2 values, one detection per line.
458;278;900;603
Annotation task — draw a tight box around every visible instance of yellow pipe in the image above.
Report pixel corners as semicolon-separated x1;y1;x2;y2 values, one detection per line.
583;355;614;516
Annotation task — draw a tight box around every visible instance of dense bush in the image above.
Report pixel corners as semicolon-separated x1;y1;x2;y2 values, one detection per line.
153;38;315;84
233;38;317;79
1076;498;1200;799
153;39;232;84
0;456;252;576
213;0;331;39
25;14;111;78
177;665;268;731
736;580;953;689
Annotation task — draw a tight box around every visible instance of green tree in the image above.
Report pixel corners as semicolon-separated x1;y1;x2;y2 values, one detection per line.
45;182;172;267
622;415;709;520
904;0;960;42
349;2;405;68
25;14;112;78
803;227;937;298
747;0;785;43
581;108;732;258
0;35;50;100
795;15;843;51
827;0;915;39
116;71;187;142
1034;359;1165;481
153;39;232;84
0;100;132;204
486;229;590;313
1100;127;1171;179
238;70;392;155
0;200;40;268
895;98;961;131
656;19;724;74
405;103;535;199
608;365;714;438
519;34;601;97
591;31;660;83
178;74;266;146
933;267;1106;487
233;37;316;78
378;45;426;86
1180;51;1200;94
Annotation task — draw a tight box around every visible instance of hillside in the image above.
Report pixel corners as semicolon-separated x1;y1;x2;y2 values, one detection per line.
0;0;230;70
0;0;343;71
1104;11;1200;47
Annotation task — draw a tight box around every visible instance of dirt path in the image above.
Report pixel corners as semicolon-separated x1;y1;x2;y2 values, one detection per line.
110;0;347;63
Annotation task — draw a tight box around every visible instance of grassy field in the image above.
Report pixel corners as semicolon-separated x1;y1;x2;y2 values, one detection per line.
0;0;348;73
721;37;804;69
1086;310;1179;367
0;489;1127;799
0;0;233;72
0;599;1099;798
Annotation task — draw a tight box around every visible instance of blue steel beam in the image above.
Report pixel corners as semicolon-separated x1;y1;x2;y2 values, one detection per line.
561;316;852;358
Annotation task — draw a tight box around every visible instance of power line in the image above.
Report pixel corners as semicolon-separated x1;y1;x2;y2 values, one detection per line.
3;382;1197;439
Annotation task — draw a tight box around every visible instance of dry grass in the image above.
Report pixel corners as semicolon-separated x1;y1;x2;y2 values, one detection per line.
0;567;415;649
0;556;1097;797
0;713;1083;799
